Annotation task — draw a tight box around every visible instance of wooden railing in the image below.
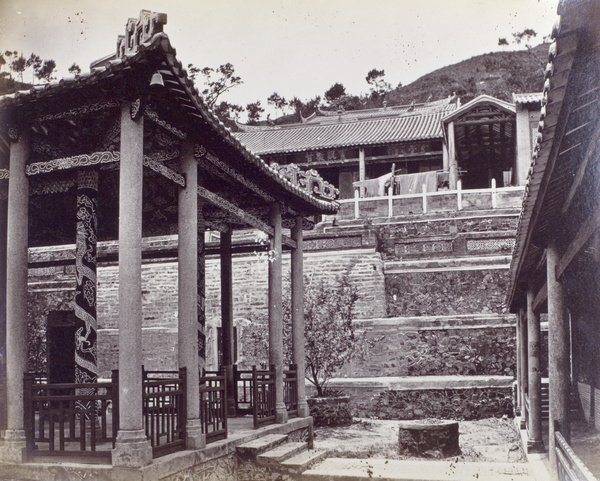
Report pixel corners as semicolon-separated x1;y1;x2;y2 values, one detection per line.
200;370;227;443
284;364;298;418
142;368;186;458
23;371;118;459
233;366;254;415
253;365;276;429
555;426;598;481
330;181;525;220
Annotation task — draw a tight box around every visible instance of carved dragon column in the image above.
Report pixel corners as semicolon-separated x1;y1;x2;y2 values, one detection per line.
74;170;99;410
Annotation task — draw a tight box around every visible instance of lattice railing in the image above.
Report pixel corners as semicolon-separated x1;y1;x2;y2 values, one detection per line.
200;370;227;443
252;365;276;429
284;364;299;418
23;372;118;459
142;368;187;458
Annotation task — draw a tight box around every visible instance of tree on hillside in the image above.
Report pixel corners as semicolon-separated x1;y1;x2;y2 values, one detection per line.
11;54;26;83
213;100;243;126
246;100;264;124
324;82;346;104
26;54;42;83
68;62;81;76
36;59;56;83
195;62;243;109
366;68;391;101
267;92;288;117
289;95;322;119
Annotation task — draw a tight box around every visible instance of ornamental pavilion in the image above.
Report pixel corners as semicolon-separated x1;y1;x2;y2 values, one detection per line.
0;10;337;475
507;0;600;479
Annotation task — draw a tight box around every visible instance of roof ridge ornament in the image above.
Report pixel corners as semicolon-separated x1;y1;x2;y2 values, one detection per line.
116;10;167;60
271;162;339;201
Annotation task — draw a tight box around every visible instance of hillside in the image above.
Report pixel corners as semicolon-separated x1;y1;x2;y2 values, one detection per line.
385;43;549;105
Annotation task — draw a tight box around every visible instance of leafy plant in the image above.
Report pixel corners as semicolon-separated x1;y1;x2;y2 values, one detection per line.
243;266;372;397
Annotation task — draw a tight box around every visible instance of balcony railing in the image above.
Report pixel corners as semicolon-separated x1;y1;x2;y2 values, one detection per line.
284;364;299;418
331;180;525;221
142;368;187;458
23;372;118;459
200;370;227;443
253;365;276;429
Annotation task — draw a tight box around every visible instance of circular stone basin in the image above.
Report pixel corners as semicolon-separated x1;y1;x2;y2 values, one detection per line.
398;419;460;458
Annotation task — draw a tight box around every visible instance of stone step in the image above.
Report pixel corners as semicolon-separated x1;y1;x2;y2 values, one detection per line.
236;434;288;459
257;441;308;468
280;448;329;474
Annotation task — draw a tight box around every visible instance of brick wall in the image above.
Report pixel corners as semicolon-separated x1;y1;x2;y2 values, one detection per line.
338;317;516;378
27;242;385;376
386;269;510;317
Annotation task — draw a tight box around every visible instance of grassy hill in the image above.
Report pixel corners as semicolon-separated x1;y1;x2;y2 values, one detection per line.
385;43;549;105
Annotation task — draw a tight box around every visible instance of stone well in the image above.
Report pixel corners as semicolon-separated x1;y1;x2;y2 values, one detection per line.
398;419;460;458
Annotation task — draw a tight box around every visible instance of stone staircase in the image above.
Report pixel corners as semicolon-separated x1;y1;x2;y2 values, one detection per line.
237;433;328;475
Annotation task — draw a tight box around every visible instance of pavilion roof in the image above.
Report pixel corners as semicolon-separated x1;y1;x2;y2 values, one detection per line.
234;97;459;155
0;13;338;218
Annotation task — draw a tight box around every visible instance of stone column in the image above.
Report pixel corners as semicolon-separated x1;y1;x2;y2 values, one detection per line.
112;103;152;467
547;243;571;470
526;285;544;453
291;216;309;417
518;307;528;430
269;202;288;424
0;153;9;431
178;141;204;449
220;229;236;416
74;170;99;402
197;200;206;373
1;128;29;463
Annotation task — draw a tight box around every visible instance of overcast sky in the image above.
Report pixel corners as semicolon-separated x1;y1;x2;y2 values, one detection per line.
1;0;559;117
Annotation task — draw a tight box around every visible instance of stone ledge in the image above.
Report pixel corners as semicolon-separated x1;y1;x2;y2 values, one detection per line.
325;375;514;391
355;313;515;329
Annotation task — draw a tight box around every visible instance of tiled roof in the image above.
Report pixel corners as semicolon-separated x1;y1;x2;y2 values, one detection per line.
0;26;338;215
512;92;544;105
506;0;598;309
235;101;457;155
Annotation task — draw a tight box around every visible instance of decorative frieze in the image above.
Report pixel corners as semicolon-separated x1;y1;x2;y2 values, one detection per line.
0;168;8;180
303;236;363;251
145;106;186;140
395;240;453;256
34;99;121;123
26;151;120;176
143;156;185;187
466;238;515;252
195;143;276;202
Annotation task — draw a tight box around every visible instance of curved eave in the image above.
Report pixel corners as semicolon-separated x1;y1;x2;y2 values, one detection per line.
0;33;338;217
506;5;582;311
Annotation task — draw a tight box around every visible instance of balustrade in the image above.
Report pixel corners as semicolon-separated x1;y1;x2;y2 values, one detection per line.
199;370;227;443
23;371;118;459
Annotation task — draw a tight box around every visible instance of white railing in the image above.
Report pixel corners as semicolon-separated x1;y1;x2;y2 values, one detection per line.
331;180;525;220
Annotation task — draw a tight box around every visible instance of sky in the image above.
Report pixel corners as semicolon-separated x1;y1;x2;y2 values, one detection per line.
1;0;559;118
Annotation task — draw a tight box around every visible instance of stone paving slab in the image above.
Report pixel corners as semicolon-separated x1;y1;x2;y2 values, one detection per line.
302;458;533;481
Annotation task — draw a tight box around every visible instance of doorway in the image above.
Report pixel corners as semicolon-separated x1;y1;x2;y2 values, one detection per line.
46;311;77;383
